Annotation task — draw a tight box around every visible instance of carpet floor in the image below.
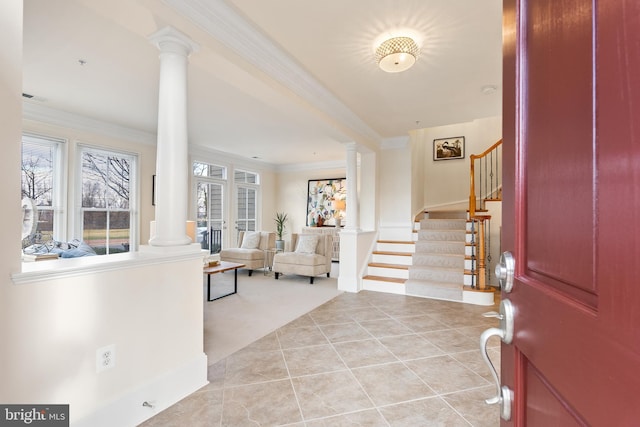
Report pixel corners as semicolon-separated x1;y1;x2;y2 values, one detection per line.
204;263;343;363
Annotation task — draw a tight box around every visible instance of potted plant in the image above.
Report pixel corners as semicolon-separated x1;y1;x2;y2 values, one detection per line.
274;212;288;251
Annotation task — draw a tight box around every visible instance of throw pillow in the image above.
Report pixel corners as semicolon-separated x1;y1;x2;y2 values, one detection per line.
295;235;319;254
240;231;261;249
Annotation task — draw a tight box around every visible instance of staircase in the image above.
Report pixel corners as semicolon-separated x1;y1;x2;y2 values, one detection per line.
362;210;495;306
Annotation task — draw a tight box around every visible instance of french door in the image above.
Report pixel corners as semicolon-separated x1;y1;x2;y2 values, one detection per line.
234;184;257;242
195;181;225;253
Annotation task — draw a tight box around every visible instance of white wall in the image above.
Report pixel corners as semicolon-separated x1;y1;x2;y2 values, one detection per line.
419;116;502;209
3;8;206;424
276;165;345;248
378;144;413;240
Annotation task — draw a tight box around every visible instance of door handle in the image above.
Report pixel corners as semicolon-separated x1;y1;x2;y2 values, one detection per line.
480;299;515;421
495;251;515;292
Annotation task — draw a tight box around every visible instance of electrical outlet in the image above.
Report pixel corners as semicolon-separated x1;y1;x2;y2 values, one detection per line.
96;344;116;373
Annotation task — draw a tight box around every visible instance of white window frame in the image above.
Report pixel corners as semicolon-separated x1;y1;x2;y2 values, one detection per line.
21;133;67;243
76;144;139;254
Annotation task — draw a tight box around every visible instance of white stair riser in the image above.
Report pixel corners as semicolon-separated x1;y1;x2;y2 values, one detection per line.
367;266;409;279
377;242;415;253
372;254;413;265
362;279;406;295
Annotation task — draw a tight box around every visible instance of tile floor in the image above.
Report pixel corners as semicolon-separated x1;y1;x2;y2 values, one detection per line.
141;291;501;426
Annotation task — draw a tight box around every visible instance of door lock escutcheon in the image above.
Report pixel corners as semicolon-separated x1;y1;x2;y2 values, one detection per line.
495;251;515;292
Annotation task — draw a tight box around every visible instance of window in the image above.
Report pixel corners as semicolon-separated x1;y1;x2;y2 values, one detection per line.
234;169;259;184
194;161;226;179
194;161;227;252
20;134;63;246
79;146;137;255
234;168;259;235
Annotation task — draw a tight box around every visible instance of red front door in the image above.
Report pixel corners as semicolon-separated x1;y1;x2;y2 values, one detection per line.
500;0;640;425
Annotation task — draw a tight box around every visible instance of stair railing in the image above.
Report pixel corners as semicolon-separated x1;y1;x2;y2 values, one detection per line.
469;139;503;217
468;139;501;290
468;215;491;290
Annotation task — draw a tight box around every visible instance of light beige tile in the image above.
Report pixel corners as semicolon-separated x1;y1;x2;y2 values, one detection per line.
359;318;413;338
233;331;280;354
318;321;373;343
443;386;501;427
379;396;469;427
405;355;490;394
333;339;398;368
422;329;479;354
140;386;223;427
347;306;390;322
352;362;435;406
304;409;389;426
207;359;226;389
283;344;347;377
221;380;302;426
379;334;444;361
277;324;329;349
395;314;449;333
308;307;355;325
275;313;316;332
224;349;288;386
292;371;373;420
451;349;499;383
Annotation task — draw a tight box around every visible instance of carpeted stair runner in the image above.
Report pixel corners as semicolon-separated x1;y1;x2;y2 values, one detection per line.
405;211;467;301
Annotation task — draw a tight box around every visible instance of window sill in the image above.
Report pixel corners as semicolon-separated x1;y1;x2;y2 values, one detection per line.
13;245;206;285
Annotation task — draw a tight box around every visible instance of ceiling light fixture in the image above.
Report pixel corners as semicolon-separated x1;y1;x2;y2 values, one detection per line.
376;36;420;73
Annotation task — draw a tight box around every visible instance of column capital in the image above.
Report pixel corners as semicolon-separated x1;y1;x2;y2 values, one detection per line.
149;26;200;56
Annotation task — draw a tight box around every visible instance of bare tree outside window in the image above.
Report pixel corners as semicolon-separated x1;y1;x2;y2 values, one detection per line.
81;148;135;254
21;138;57;245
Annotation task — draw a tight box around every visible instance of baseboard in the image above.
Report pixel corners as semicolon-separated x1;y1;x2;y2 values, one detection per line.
73;353;208;427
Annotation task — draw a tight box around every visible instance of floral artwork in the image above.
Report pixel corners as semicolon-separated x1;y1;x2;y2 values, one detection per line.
306;178;346;227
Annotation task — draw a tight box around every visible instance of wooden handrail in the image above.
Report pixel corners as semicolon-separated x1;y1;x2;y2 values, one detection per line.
470;138;503;161
469;139;502;217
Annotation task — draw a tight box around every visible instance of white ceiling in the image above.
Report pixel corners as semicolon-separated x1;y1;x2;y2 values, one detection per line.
22;0;502;168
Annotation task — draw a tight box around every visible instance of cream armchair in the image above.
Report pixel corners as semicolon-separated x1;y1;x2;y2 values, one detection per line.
219;231;276;276
273;233;332;284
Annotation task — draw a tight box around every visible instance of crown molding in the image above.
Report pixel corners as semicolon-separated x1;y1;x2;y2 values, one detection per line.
162;0;382;147
23;102;157;145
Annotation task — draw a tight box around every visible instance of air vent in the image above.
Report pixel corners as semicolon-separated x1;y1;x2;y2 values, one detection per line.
22;93;34;99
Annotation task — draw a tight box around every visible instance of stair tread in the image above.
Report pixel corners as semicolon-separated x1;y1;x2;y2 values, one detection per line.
377;240;415;244
363;275;407;284
373;251;413;256
369;262;409;270
411;265;461;272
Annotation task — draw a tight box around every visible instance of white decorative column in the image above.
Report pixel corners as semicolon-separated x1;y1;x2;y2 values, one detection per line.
148;27;199;247
344;142;360;231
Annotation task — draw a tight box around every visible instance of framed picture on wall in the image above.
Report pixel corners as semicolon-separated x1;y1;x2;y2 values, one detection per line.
306;178;346;227
433;136;465;160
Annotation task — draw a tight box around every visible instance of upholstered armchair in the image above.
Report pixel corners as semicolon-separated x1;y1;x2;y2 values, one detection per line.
219;231;276;276
273;233;332;284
